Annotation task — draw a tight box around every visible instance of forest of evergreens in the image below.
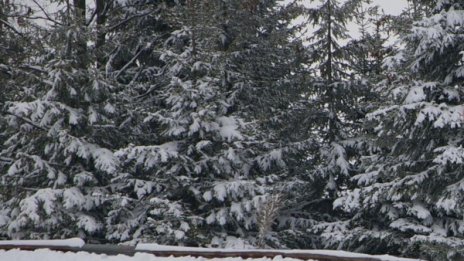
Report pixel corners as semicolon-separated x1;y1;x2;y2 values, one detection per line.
1;0;463;260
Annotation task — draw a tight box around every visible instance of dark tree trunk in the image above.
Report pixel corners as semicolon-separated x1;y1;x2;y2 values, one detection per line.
96;0;110;67
73;0;87;68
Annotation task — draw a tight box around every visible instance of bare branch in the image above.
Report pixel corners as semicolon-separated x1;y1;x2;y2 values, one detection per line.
85;8;98;26
0;18;24;37
31;0;65;26
114;48;144;79
106;10;153;32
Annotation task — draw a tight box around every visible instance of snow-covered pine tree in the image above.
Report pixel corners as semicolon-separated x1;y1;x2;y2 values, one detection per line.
111;0;310;247
384;0;433;37
288;0;373;249
405;0;433;20
0;0;51;234
305;0;371;190
346;5;394;79
0;0;29;68
221;2;320;248
0;0;37;140
0;0;122;240
0;0;22;172
96;0;180;243
334;0;464;259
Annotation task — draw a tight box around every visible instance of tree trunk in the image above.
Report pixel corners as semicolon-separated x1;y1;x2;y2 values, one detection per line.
96;0;109;67
326;0;337;142
73;0;87;68
0;1;4;33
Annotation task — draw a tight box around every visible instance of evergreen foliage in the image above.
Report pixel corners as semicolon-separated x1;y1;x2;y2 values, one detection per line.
282;0;376;249
302;0;371;192
1;0;464;258
111;0;311;246
334;0;464;259
0;0;121;240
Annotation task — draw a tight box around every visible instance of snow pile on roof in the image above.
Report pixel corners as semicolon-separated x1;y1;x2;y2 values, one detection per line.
0;249;313;261
136;244;421;261
0;238;84;247
0;239;423;261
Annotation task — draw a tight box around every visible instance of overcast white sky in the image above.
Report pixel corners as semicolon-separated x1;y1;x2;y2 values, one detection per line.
27;0;409;16
26;0;410;22
24;0;410;40
289;0;410;41
299;0;409;14
373;0;408;15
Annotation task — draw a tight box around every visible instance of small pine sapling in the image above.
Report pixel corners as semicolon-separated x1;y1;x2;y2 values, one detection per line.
256;192;284;248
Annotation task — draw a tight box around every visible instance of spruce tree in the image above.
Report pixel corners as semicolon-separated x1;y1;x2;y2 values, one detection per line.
0;0;121;240
111;0;309;247
347;5;394;79
288;0;374;249
335;0;464;259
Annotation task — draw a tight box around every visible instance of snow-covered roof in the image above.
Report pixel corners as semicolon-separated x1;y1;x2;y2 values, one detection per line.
0;238;423;261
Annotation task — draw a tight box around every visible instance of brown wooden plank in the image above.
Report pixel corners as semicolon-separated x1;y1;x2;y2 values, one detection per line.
0;244;81;253
0;244;399;261
136;250;382;261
